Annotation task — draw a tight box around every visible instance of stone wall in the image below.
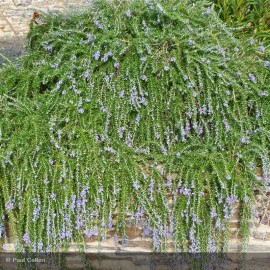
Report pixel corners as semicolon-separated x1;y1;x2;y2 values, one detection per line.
0;0;90;65
1;193;270;269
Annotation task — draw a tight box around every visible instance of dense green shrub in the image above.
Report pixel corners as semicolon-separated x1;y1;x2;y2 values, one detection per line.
208;0;270;44
0;0;269;255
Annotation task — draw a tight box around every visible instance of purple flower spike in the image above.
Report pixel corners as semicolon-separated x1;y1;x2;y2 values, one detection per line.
119;90;125;98
23;233;31;245
84;70;90;80
133;181;140;190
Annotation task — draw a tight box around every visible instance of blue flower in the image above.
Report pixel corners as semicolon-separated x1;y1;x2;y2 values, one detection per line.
105;147;116;154
2;244;8;250
84;70;90;80
226;196;238;205
140;57;147;62
103;51;113;62
161;145;168;156
119;90;125;98
240;137;249;144
86;228;99;238
48;158;54;165
125;9;131;18
187;82;194;88
37;242;43;251
45;45;53;52
78;108;84;114
93;51;100;60
86;33;95;41
32;206;40;222
210;210;217;218
140;75;147;81
235;71;241;77
188;39;194;46
203;7;211;15
23;233;31;245
258;91;268;97
94;20;103;29
135;114;141;123
222;119;230;132
248;73;256;83
133;181;140;190
183;75;188;81
256;111;262;119
5;199;14;211
249;38;255;45
51;193;56;201
258;46;265;53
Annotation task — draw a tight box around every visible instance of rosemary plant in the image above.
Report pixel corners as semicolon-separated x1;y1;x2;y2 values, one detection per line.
0;0;269;255
211;0;270;44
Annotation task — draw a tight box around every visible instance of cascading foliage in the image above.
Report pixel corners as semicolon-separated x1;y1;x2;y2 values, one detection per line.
0;0;269;254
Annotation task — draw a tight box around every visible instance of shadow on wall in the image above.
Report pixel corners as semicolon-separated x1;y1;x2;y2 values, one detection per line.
0;37;26;66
